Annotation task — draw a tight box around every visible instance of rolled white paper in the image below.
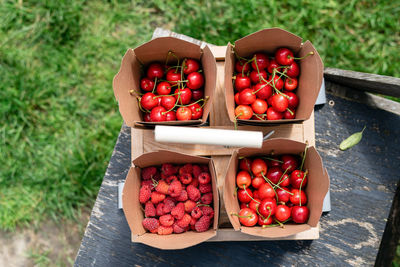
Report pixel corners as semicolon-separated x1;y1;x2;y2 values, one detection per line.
155;126;263;148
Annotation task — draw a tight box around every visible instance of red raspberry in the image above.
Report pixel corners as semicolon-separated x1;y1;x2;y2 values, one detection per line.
141;166;158;180
200;165;209;172
145;201;156;217
163;197;176;213
171;202;185;220
192;165;202;178
168;180;182;197
198;172;211;184
166;175;178;184
142;218;159;232
187;185;201;202
184;200;197;213
189;177;199;187
199;184;212;194
139;185;151;204
157;225;173;235
175;189;188;202
159;214;174;227
195;215;211;232
151;191;166;204
173;223;185;234
161;163;178;176
141;180;153;188
189;217;197;231
179;163;193;175
200;192;213;205
176;213;191;228
201;206;214;218
156;180;169;195
156;203;166;216
179;173;193;185
191;206;203;219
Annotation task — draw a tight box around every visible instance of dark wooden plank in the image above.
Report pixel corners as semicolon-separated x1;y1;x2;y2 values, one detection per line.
324;67;400;97
75;80;400;266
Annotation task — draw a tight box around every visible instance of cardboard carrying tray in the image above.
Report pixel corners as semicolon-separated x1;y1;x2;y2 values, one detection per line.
128;42;326;241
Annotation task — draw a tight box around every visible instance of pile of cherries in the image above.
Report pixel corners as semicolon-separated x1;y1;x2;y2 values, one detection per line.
232;152;310;228
136;52;207;122
233;47;312;121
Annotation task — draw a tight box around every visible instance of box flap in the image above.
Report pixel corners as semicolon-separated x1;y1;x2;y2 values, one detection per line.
241;224;311;238
224;42;236;121
201;45;217;122
132;150;210;167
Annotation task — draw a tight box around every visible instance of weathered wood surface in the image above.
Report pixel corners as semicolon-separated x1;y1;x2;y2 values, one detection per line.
75;83;400;266
324;67;400;98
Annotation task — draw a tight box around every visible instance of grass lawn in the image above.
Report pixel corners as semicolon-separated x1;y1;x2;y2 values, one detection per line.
1;0;399;260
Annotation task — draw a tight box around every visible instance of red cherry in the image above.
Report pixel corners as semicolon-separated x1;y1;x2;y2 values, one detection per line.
254;82;273;100
281;155;299;173
275;205;291;222
290;170;308;189
235;59;251;73
283;109;296;119
191;90;204;101
150;106;167;122
291;206;309;223
258;215;273;226
147;63;164;79
252;114;267;121
188;103;203;120
166;69;182;85
187;72;204;90
251;158;268;177
267;107;283;120
176;107;192;121
251;176;265;189
271;94;288;113
176;88;192;105
238;188;253;203
183;59;200;75
240;203;248;209
290;189;307;205
284;78;298;91
251;99;268;114
236;171;252;188
140;77;155;92
251;53;269;70
235;74;251;91
249;198;261;212
237;208;258;227
258;183;275;200
267;58;280;74
234;92;241;105
269;75;284;90
250;69;267;84
239;158;252;172
285;92;299;109
259;198;277;217
275;48;294;66
239;88;256;105
286;61;300;78
267;156;281;167
276;187;291;203
156;81;172;95
143;113;151;122
235;105;253;120
253;190;260;199
279;174;290;187
266;166;283;184
140;93;158;110
165;111;176;121
161;95;176;110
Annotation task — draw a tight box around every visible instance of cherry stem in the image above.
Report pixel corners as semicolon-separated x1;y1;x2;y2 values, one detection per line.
230;212;252;219
274;218;285;228
234;113;243;130
253;113;266;121
243;185;260;204
196;204;210;207
286;108;294;116
151;77;158;94
256;207;266;220
252;55;264;83
261;171;278;202
275;70;291;79
137;98;151;113
129;89;143;97
262;157;283;163
233;48;249;62
241;59;251;77
300;143;308;171
299;169;308;206
288;51;314;60
151;178;158;188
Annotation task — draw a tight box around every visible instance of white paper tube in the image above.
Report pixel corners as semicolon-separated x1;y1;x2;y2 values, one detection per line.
155;126;263;148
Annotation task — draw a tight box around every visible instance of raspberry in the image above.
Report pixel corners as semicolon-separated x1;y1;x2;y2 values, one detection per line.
175;189;188;202
201;206;214;218
199;183;212;194
151;191;166;204
200;192;213;205
159;214;174;227
163;197;176;213
184;200;197;213
198;172;211;184
191;206;203;219
190;177;199;187
190;217;197;231
145;201;156;217
195;215;211;232
179;173;193;185
200;165;209;172
192;165;202;178
168;180;182;197
156;203;166;216
161;163;178;176
176;213;191;228
142;166;158;180
156;180;169;195
171;202;185;220
179;163;193;175
139;185;151;204
173;223;185;234
166;175;178;184
142;218;159;232
187;185;201;202
158;225;173;235
141;180;153;189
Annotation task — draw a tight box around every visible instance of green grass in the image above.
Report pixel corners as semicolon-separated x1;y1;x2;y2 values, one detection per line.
1;0;399;233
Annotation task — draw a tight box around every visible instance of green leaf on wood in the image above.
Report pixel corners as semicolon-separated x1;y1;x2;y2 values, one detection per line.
339;126;366;151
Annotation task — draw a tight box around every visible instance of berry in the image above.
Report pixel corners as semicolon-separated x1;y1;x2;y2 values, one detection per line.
199;184;212;194
165;175;178;184
159;214;174;227
200;192;213;205
195;215;212;232
173;223;185;234
168;180;182;197
156;203;166;216
142;167;157;180
157;225;173;235
198;172;211;184
184;200;197;213
163;197;176;213
155;180;169;195
291;206;309;223
151;191;166;204
139;185;151;204
191;207;203;219
179;164;193;175
200;206;214;218
192;165;202;178
144;201;156;217
161;163;178;176
176;213;192;228
187;185;201;202
142;218;159;232
175;189;188;202
171;203;185;220
180;173;193;185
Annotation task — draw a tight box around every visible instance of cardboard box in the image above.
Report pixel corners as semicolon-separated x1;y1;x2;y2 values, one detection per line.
122;150;219;249
223;138;329;238
224;28;324;125
113;37;217;127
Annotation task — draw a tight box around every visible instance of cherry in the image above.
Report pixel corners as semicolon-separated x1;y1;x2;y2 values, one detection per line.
266;166;283;184
147;63;164;79
251;158;268;177
279;174;290;187
249;198;261;212
275;48;294;66
176;107;192;121
254;82;273;100
259;198;277;217
165;111;176;121
236;170;252;188
251;176;265;189
281;155;299;173
267;58;280;74
253;190;260;199
239;88;257;105
283;109;296;119
150;106;167;122
258;215;273;226
143;113;151;122
238;188;253;203
251;53;269;70
285;92;299;109
166;69;182;85
183;59;200;75
252;114;267;121
290;170;308;189
284;78;298;91
235;59;250;73
286;61;300;78
271;94;289;113
275;205;291;222
234;74;251;91
289;189;307;205
176;88;192;105
188;103;203;120
258;183;275;200
191;89;204;101
276;187;291;203
239;158;252;172
187;72;204;90
251;99;268;114
250;69;267;84
234;92;241;105
291;206;309;223
140;93;158;110
237;208;258;227
235;105;253;120
240;203;248;209
269;75;284;90
140;77;155;92
156;81;172;95
161;95;176;110
267;156;281;167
